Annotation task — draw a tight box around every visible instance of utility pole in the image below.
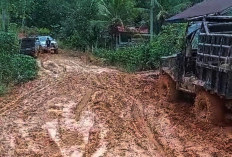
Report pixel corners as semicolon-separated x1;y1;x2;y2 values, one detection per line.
150;0;155;41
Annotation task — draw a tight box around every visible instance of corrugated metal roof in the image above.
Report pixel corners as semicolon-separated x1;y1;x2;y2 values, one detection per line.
167;0;232;22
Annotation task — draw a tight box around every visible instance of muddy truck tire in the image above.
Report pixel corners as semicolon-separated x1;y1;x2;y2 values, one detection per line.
194;91;224;124
159;74;178;102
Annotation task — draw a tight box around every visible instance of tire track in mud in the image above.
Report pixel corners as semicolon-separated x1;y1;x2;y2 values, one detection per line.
75;89;93;121
78;70;169;156
1;52;232;156
90;95;167;156
131;100;170;157
0;84;51;115
0;59;67;116
1;80;59;116
87;77;170;156
88;72;183;156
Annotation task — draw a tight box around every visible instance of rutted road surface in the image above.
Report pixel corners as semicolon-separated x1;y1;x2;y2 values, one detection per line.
0;51;232;157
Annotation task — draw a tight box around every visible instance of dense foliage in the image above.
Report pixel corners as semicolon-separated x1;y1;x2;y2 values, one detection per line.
0;32;38;95
0;32;19;54
94;24;186;72
1;0;203;48
0;0;204;90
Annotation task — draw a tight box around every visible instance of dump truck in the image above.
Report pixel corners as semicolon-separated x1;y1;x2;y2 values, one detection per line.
160;0;232;124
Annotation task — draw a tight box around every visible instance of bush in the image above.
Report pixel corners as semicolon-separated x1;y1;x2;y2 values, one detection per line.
0;84;7;95
22;27;39;36
0;53;38;85
94;45;150;72
0;32;19;54
0;53;13;84
147;23;186;68
21;27;51;36
11;54;38;83
94;24;186;72
63;31;89;51
0;32;38;95
38;28;51;35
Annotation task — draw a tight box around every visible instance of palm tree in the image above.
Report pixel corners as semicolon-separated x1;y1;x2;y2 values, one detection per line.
89;0;139;48
150;0;168;40
95;0;137;30
150;0;200;35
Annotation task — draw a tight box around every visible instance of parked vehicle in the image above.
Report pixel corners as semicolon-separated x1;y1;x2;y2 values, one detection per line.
20;37;40;58
160;0;232;124
36;36;58;54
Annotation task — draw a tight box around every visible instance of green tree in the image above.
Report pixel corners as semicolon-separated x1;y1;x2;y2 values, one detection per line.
97;0;137;26
60;0;99;50
149;0;203;34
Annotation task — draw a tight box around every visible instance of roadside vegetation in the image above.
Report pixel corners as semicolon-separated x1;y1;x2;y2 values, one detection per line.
94;24;186;72
0;32;38;95
0;0;202;93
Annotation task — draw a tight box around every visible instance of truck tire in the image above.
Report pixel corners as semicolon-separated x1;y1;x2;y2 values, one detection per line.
194;91;224;124
159;74;178;102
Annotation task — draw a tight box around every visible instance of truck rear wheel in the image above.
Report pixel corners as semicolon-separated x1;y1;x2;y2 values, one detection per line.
159;74;178;102
194;91;224;124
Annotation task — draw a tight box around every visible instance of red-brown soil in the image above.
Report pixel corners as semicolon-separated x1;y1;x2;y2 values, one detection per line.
0;50;232;157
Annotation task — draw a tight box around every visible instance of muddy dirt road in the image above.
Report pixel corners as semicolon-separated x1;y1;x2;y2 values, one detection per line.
1;51;232;157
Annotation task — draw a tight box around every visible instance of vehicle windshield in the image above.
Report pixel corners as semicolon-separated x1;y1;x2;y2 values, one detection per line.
39;36;53;41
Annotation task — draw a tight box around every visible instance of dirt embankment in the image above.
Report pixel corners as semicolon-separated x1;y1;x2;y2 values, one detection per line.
0;50;232;157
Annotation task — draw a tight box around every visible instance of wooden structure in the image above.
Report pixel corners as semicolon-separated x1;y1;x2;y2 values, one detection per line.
114;26;149;49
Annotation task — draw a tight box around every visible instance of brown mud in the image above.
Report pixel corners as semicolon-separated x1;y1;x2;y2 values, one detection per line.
0;50;232;157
